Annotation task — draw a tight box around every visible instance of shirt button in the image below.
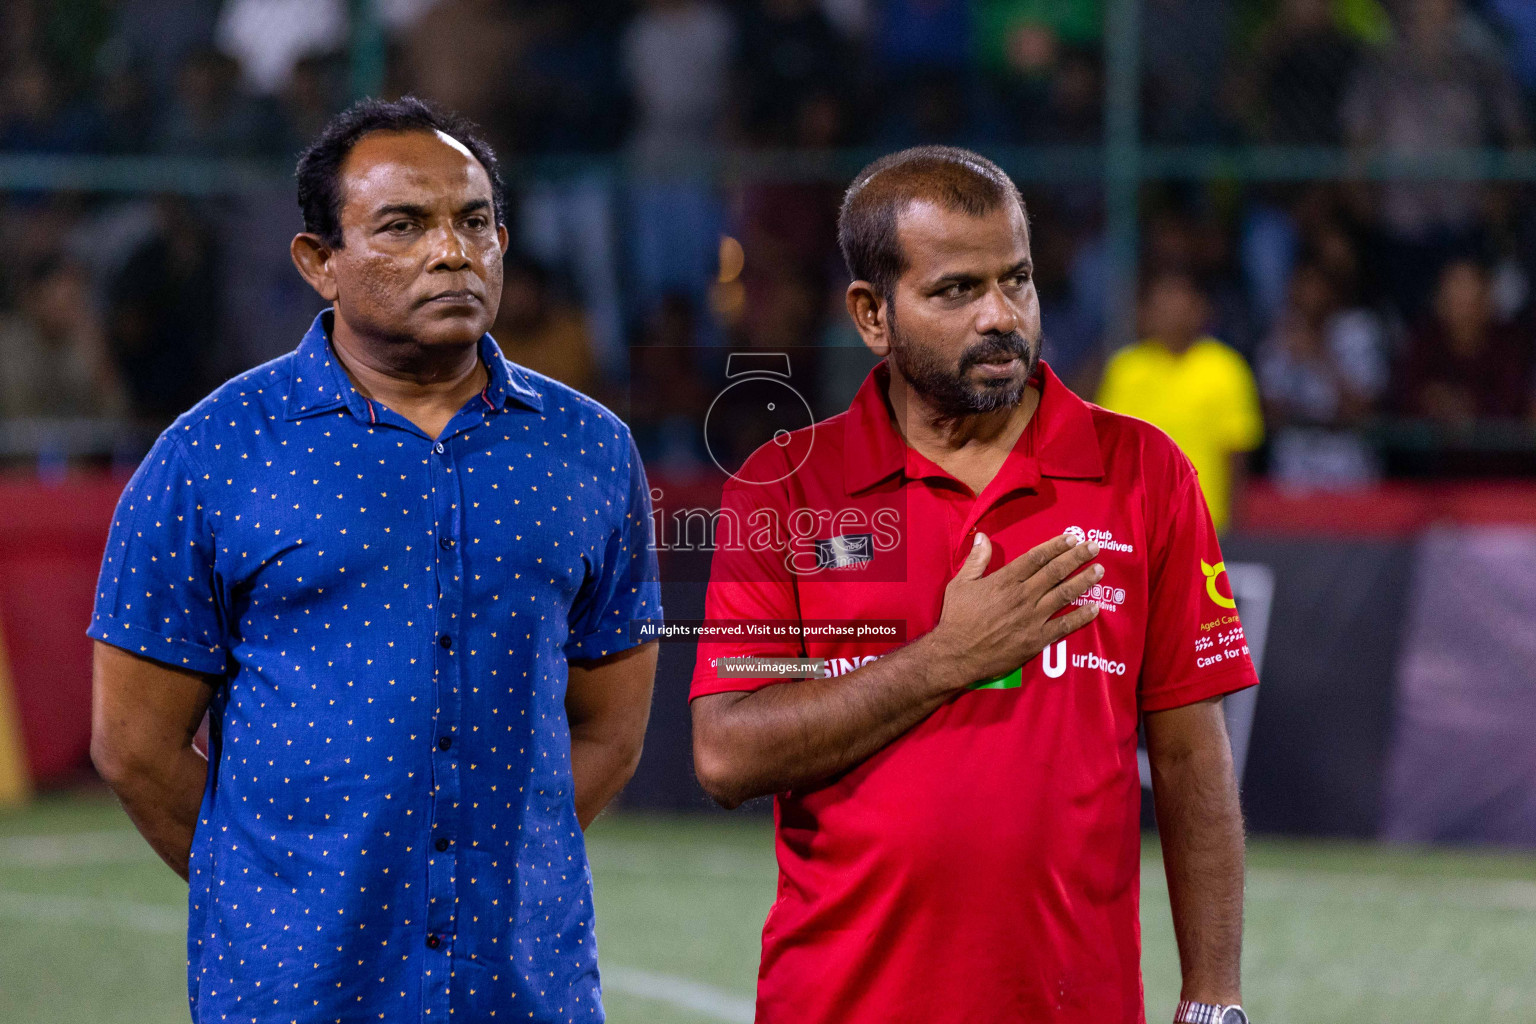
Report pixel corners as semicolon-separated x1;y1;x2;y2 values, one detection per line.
435;837;450;852
439;536;454;550
425;933;441;949
437;736;452;751
438;634;452;649
434;441;445;454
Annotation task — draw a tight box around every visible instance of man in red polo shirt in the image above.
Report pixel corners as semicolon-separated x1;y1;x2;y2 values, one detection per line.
690;146;1256;1024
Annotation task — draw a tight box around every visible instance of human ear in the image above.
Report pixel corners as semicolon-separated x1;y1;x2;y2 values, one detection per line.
290;234;339;303
845;281;891;358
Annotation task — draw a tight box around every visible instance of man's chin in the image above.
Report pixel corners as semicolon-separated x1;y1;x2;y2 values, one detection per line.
917;376;1027;417
409;308;494;347
890;340;1037;416
964;379;1028;413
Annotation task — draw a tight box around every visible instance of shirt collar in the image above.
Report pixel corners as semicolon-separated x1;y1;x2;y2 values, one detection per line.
842;357;1104;494
480;333;545;413
284;309;544;422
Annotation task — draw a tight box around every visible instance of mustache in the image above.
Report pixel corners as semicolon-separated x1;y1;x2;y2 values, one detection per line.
959;332;1032;372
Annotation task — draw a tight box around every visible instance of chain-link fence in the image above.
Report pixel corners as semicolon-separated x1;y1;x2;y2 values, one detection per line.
3;0;1535;484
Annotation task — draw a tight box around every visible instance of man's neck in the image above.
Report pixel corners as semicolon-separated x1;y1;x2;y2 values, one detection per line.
1156;334;1199;356
328;313;488;438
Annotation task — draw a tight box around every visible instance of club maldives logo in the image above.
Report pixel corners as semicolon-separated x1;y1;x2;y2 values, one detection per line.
1065;525;1134;553
1201;559;1237;609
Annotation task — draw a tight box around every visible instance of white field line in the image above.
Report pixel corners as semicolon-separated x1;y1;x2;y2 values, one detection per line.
589;846;772;881
0;832;772;877
1247;869;1536;912
0;889;184;933
4;826;1534;915
599;845;1536;912
1141;864;1536;912
0;888;755;1024
602;965;755;1023
5;866;1536;1020
3;830;1532;914
0;830;151;867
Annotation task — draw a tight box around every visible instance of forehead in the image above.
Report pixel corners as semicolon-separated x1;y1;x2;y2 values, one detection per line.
338;129;491;219
894;198;1030;279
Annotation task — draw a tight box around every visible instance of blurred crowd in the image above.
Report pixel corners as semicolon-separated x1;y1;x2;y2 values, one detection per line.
4;0;1536;487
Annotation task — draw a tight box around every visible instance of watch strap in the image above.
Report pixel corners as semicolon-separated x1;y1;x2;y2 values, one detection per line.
1175;1001;1243;1024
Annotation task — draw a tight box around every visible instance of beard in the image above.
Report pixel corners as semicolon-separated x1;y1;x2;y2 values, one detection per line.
887;314;1041;418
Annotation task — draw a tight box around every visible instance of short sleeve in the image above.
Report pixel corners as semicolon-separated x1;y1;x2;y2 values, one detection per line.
1137;461;1259;713
564;433;664;661
87;432;229;675
689;465;803;700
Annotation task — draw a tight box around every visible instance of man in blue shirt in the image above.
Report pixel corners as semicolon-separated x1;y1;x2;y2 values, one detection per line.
87;97;662;1023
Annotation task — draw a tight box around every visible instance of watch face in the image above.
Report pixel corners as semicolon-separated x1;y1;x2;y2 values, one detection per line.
1219;1009;1249;1024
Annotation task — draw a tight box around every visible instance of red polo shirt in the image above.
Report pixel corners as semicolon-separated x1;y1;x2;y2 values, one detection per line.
690;359;1258;1024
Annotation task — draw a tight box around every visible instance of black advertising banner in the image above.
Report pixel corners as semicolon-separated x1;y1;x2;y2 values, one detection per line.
1383;528;1536;846
1210;536;1415;838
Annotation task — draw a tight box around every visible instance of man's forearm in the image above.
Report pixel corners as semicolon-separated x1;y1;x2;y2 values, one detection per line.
101;747;207;880
692;631;973;807
1150;718;1245;1005
563;643;657;829
568;732;643;829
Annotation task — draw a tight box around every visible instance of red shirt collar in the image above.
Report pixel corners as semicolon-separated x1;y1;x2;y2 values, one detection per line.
842;358;1105;495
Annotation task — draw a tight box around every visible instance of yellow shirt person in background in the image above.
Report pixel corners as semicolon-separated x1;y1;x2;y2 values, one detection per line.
1097;270;1263;531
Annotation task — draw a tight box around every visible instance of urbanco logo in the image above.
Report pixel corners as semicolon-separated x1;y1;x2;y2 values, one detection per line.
1041;640;1126;678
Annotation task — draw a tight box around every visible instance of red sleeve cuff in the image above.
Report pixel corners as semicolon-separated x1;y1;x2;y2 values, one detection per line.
1139;664;1258;713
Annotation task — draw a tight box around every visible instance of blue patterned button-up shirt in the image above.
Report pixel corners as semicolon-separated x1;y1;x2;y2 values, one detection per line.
88;311;661;1023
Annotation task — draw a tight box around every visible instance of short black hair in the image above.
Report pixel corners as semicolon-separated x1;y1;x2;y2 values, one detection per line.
295;95;505;248
837;145;1024;301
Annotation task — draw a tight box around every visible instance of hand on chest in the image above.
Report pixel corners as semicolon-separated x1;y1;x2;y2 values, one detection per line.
795;482;1146;680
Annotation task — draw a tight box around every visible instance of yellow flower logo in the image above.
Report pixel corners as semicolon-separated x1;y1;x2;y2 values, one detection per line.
1201;559;1237;609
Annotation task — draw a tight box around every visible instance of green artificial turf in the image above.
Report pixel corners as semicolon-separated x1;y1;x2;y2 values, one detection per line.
1;790;1533;1023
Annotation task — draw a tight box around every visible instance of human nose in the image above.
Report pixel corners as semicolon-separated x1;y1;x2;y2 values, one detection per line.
428;224;472;271
975;282;1020;335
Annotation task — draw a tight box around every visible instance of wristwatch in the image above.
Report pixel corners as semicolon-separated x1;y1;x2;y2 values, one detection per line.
1174;1001;1249;1024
